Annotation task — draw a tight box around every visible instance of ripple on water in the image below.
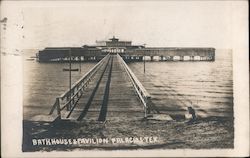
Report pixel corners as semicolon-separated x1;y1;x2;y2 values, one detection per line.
128;50;233;118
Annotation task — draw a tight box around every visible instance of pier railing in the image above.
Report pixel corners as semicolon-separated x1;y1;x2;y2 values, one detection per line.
49;54;110;119
117;54;152;117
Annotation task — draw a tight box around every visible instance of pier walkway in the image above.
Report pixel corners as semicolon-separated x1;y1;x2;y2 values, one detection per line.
49;54;159;121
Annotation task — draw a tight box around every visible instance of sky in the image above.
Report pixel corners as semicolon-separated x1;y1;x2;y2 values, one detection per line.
1;0;247;50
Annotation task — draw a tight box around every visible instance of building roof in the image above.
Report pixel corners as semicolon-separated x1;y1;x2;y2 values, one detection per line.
109;36;119;41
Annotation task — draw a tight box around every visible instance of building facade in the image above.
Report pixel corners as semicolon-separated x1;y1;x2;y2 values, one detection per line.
37;37;215;62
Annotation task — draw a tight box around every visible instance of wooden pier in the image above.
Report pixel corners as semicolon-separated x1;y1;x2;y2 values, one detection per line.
49;54;159;121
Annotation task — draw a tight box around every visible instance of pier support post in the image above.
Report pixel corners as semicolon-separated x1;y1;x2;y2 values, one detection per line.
144;106;147;118
150;56;153;61
85;56;89;61
211;55;215;61
56;98;61;120
180;56;184;61
190;56;194;61
123;56;126;61
160;56;164;61
170;56;173;61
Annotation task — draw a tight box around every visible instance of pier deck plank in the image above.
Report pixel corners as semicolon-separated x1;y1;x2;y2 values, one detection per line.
65;55;143;121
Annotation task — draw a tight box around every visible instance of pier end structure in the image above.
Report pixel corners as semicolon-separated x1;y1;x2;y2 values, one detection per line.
37;37;215;62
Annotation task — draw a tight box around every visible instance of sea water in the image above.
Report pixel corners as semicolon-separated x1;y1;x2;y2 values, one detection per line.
23;49;233;120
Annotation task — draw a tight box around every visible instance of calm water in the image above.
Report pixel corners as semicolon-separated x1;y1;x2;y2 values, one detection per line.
23;49;233;120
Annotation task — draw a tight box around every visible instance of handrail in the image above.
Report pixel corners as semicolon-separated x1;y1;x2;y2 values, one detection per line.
49;54;110;119
117;54;151;117
60;54;110;99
